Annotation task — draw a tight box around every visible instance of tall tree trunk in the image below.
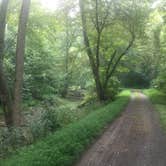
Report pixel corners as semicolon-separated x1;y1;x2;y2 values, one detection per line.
0;0;9;60
13;0;30;126
62;15;70;98
94;71;105;100
153;26;161;78
79;0;105;101
62;47;69;97
0;0;13;126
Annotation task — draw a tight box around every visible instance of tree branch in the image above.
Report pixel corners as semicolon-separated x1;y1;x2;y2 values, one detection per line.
104;34;135;88
79;0;96;69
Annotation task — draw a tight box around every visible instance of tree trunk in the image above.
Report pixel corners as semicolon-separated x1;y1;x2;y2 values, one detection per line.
13;0;31;126
0;69;13;126
79;0;105;101
0;0;13;126
95;79;105;101
62;17;70;98
0;0;9;60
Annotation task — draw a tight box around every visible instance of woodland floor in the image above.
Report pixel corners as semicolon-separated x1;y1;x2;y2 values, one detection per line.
76;92;166;166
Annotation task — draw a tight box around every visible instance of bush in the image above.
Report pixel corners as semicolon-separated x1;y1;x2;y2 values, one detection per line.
79;91;97;107
80;77;120;105
143;89;166;105
105;77;120;100
0;107;60;158
27;108;60;141
1;90;130;166
0;127;27;158
152;75;166;93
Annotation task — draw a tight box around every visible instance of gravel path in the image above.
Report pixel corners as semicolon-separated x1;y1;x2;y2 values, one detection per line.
76;92;166;166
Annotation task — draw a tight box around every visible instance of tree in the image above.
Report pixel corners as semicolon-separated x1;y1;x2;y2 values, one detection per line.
13;0;31;126
0;0;30;126
79;0;147;101
0;0;13;126
58;1;78;97
150;0;166;93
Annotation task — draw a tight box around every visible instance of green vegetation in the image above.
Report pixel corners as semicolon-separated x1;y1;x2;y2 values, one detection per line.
144;89;166;131
1;90;130;166
143;89;166;105
0;97;104;158
155;105;166;131
0;0;166;164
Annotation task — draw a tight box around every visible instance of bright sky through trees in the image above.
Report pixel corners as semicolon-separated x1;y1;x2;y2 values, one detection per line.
40;0;61;10
40;0;162;10
152;0;161;8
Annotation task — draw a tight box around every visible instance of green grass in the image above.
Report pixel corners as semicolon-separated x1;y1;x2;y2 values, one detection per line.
143;89;166;105
1;90;130;166
155;104;166;130
144;88;166;132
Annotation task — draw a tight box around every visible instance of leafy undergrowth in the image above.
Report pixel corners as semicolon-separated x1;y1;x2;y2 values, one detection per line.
55;98;105;127
0;96;108;159
1;90;130;166
155;104;166;130
143;89;166;105
144;89;166;131
24;96;83;127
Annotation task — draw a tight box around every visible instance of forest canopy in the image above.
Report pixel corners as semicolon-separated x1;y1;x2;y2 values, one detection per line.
0;0;165;124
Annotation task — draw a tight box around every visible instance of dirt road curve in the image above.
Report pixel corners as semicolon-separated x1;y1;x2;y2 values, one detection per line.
76;92;166;166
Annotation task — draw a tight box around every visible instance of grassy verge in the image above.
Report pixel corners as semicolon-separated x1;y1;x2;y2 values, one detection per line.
143;89;166;131
143;89;166;105
1;90;130;166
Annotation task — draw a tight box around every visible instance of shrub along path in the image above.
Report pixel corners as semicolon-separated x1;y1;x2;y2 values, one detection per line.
76;92;166;166
1;91;130;166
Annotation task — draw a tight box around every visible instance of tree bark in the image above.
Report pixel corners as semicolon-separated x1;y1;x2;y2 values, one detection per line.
13;0;31;126
0;0;9;62
62;13;70;98
0;0;14;126
79;0;105;101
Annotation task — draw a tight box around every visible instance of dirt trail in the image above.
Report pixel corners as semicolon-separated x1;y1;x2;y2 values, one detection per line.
76;92;166;166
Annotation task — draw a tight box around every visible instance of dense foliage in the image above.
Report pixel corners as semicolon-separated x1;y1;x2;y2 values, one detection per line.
1;90;130;166
0;0;165;163
1;0;165;106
